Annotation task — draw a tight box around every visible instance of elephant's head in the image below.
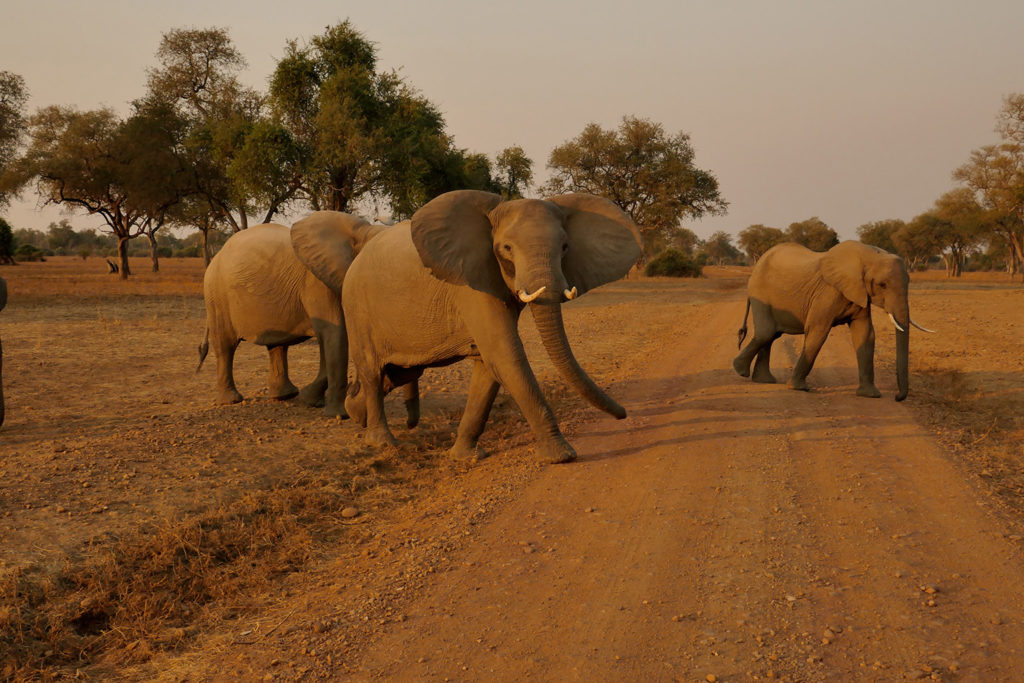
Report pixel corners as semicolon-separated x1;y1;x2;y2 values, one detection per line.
411;190;642;418
291;210;386;292
820;241;927;401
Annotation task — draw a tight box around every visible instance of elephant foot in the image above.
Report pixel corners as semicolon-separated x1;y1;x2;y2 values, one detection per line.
322;401;349;419
751;371;777;384
449;440;489;463
732;356;751;378
298;384;326;408
537;440;578;465
218;389;244;405
787;378;810;392
365;426;398;449
856;384;882;398
269;383;299;401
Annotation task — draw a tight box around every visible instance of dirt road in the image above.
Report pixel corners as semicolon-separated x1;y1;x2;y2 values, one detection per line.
346;300;1024;681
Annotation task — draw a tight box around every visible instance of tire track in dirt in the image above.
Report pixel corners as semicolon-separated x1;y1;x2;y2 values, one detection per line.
349;300;1024;681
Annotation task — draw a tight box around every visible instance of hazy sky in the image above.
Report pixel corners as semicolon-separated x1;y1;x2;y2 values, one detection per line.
4;0;1023;239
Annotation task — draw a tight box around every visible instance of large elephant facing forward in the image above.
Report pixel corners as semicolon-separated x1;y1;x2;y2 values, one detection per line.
343;190;642;464
198;212;418;424
733;241;931;401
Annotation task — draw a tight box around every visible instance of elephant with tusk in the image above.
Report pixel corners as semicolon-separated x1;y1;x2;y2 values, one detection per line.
343;190;642;464
733;240;932;401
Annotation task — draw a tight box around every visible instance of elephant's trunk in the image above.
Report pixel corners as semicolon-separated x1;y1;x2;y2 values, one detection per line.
529;300;627;419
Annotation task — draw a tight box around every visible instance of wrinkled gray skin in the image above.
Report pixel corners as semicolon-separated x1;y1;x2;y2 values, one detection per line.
0;275;6;427
733;241;913;401
343;190;642;464
198;212;419;425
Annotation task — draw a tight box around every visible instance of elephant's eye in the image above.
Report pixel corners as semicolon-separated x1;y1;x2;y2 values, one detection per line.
878;282;887;289
501;243;513;255
562;242;569;253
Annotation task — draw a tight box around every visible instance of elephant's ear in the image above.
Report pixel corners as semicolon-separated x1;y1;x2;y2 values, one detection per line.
548;193;643;295
291;211;378;293
819;241;870;308
410;190;507;298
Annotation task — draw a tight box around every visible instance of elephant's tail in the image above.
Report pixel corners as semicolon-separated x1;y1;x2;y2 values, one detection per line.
737;299;751;349
196;326;210;373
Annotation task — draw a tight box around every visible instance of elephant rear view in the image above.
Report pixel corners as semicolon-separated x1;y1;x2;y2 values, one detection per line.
198;212;418;423
733;241;932;400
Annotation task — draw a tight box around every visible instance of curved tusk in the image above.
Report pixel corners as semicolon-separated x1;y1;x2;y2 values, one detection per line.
518;286;547;303
563;286;578;300
910;318;935;333
887;312;906;333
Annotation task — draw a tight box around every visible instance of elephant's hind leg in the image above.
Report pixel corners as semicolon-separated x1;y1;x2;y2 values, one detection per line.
266;346;299;400
751;333;780;383
450;360;500;462
214;337;244;405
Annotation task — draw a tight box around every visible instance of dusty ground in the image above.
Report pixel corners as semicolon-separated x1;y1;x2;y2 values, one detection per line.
1;257;1022;681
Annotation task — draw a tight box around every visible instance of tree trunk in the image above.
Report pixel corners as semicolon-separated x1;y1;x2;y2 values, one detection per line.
117;237;131;280
202;228;212;266
148;231;160;272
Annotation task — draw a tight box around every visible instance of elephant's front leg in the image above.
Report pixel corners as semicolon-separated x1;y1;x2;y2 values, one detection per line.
789;325;831;392
450;359;500;462
848;313;881;398
466;304;576;464
350;357;398;448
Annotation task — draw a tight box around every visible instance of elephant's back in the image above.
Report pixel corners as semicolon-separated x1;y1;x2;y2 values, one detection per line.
750;242;819;287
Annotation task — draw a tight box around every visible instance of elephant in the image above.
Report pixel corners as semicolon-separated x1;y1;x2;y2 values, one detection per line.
197;212;419;425
733;240;932;401
0;275;6;428
342;189;643;464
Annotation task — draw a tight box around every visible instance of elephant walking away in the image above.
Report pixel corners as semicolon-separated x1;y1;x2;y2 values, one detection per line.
198;212;419;424
343;190;642;464
733;241;932;401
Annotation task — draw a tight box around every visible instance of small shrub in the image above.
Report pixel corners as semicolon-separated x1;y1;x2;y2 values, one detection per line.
14;244;46;262
644;248;702;278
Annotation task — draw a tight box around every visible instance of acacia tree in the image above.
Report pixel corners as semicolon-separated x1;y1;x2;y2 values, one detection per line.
913;189;987;277
544;116;727;254
953;94;1024;278
495;145;533;199
268;21;453;215
737;224;785;264
15;106;186;278
0;71;29;208
857;219;904;254
703;231;742;265
785;217;839;252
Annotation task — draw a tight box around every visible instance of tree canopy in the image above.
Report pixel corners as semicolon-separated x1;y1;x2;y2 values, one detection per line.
0;71;29;208
544;116;727;253
737;224;785;264
785;217;839;252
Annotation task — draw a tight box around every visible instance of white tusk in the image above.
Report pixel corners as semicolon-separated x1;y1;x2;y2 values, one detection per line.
518;286;547;303
564;286;578;300
887;312;906;333
910;318;935;333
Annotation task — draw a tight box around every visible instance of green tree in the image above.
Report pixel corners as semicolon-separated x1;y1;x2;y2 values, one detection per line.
0;71;29;208
0;217;15;264
14;106;180;278
544;116;727;254
914;189;987;277
268;21;452;215
737;224;785;264
856;219;903;254
953;93;1024;279
891;218;942;271
494;145;533;199
785;217;838;252
702;231;742;265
